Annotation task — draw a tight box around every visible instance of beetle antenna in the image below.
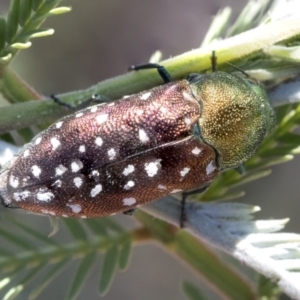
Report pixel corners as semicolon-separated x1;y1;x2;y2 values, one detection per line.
226;62;251;78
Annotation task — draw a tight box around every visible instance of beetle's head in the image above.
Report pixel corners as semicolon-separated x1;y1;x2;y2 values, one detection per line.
189;71;275;170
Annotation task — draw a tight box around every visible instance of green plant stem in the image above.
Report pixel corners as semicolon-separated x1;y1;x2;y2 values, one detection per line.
0;17;300;134
134;210;255;300
131;227;154;244
0;66;42;103
175;231;255;300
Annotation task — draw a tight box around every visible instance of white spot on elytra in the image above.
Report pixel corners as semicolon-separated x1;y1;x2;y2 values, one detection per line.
76;112;83;118
184;118;191;126
180;167;190;177
140;92;151;100
95;137;103;146
73;177;83;188
71;160;83;173
136;109;144;116
55;164;68;176
56;121;63;129
206;161;216;175
35;137;42;145
9;175;19;188
123;165;135;176
192;147;202;155
144;160;161;177
79;145;86;152
157;184;167;190
123;197;137;206
124;180;135;190
160;107;167;114
13;190;31;201
52;179;62;187
123;95;130;99
171;189;183;194
90;184;102;197
36;190;54;202
96;113;108;124
66;203;82;213
138;129;149;143
31;165;41;178
90;106;98;113
50;137;61;150
41;209;56;216
23;149;30;157
107;148;116;160
89;170;100;178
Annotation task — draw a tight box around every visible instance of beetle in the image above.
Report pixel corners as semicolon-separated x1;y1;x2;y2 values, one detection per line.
0;54;275;225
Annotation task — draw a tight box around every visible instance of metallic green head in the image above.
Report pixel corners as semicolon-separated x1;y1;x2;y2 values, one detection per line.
190;71;275;170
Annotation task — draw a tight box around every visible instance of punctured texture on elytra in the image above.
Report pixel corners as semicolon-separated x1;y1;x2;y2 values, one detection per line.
0;71;275;218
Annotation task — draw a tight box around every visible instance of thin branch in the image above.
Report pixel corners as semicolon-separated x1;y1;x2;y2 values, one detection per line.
0;17;300;134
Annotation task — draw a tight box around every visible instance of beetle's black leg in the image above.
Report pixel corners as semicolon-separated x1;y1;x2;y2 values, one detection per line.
51;94;74;109
180;186;210;228
51;94;111;110
129;63;173;83
211;50;217;72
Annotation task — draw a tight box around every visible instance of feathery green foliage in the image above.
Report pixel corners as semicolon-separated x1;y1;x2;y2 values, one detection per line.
0;0;70;64
0;216;132;299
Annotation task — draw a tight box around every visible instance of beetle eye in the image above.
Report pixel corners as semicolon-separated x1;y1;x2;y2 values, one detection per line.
186;73;201;83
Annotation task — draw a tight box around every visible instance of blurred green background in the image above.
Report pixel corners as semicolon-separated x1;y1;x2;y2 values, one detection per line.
0;0;298;299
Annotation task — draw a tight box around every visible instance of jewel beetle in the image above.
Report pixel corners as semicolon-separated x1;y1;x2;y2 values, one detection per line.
0;54;275;222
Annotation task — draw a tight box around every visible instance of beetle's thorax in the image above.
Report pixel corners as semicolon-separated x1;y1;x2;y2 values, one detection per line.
189;72;275;170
